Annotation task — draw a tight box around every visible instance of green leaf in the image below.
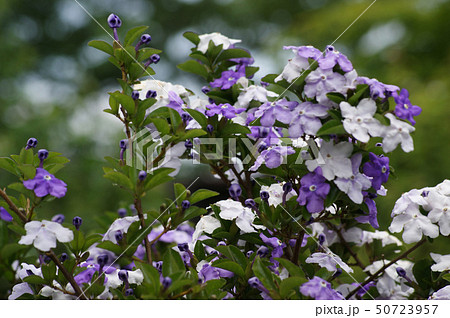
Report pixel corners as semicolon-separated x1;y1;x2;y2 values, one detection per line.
185;109;207;128
413;259;433;292
194;240;206;261
348;84;369;106
41;262;57;283
70;230;85;252
18;164;36;180
183;31;200;45
96;241;122;255
174;183;187;205
144;168;175;190
162;249;186;277
23;275;47;285
124;26;149;46
18;148;34;165
7;224;26;235
108;94;119;114
148;118;170;135
214;245;248;270
110;92;136;115
8;182;30;195
374;113;390;126
135;262;161;296
177;60;208;80
181;128;207;140
316;119;347;136
104;171;134;191
326;92;346;104
212;259;245;278
253;258;277;290
0;157;18;176
442;273;450;283
279;276;306;298
215;48;251;63
275;258;304;277
189;189;219;204
88;40;114;55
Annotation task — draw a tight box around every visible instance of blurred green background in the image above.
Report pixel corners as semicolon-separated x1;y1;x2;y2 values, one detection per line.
0;0;449;238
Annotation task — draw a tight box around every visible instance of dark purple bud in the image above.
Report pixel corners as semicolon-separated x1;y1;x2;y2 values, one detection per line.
26;138;38;149
283;182;293;193
107;14;122;29
124;288;134;296
131;91;140;100
228;184;242;199
150;54;160;64
318;233;326;245
256;246;269;258
162;277;172;289
97;254;109;268
201;86;210;94
396;267;407;278
59;253;68;263
178;243;189;252
38;149;49;161
119;139;128;150
206;124;214;134
118;269;129;282
115;230;123;242
181;200;191;211
248;277;262;288
185;139;193;149
138;170;147;181
72;216;82;230
51;214;65;224
181;113;192;123
333;268;342;278
245;199;256;208
246;250;254;258
260;191;269;201
146;90;157;99
118;208;127;218
154;261;163;272
140;34;152;44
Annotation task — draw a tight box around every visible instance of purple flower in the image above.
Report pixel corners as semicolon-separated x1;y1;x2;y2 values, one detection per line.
284;45;322;60
198;262;234;282
288;102;329;137
254;99;298;127
363;153;389;190
300;276;344;300
247;126;282;145
0;207;13;222
355;193;379;229
23;168;67;198
250;146;295;171
393;88;422;125
165;91;185;114
297;167;330;214
205;103;245;119
356;77;399;100
318;46;353;72
210;69;245;90
304;68;346;100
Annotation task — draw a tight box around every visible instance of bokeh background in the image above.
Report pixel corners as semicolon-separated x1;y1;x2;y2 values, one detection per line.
0;0;449;237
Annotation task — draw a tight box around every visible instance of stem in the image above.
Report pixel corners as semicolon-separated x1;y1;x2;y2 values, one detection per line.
149;227;169;245
330;224;366;270
292;230;305;265
47;250;87;300
134;197;152;264
170;288;193;299
345;238;426;299
0;188;27;223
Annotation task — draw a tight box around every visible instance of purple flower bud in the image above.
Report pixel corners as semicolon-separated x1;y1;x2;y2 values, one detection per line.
124;288;134;296
256;246;269;258
51;214;65;224
181;200;191;211
283;182;293;193
181;113;192;123
244;199;256;208
119;139;128;149
318;233;326;246
131;91;140;100
118;269;129;282
228;184;242;200
246;250;254;258
107;14;122;29
260;191;269;201
138;170;147;181
59;253;68;263
38;149;49;161
154;261;163;272
201;86;210;94
185;139;193;149
146;90;157;99
140;34;152;44
97;255;109;268
206;124;214;134
332;268;342;278
115;230;123;242
248;277;262;288
150;54;160;64
178;243;189;252
162;277;172;289
26;138;38;149
396;267;407;278
72;216;82;230
118;208;127;218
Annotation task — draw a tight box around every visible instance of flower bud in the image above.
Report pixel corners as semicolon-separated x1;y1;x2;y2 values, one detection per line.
181;113;192;123
206;124;214;134
244;199;256;208
51;214;65;224
140;34;151;44
283;182;293;193
107;14;122;29
118;208;127;218
228;184;242;200
185;139;193;149
258;143;268;153
119;139;128;150
396;267;407;278
26;138;38;149
124;288;134;296
115;230;123;242
153;261;163;272
97;254;109;268
131;91;140;100
38;149;49;161
59;253;68;263
332;268;342;278
248;277;262;289
217;241;226;246
318;233;326;245
178;243;189;252
72;216;82;230
138;170;147;181
260;191;269;202
150;54;160;64
181;200;191;211
118;269;129;282
246;250;254;258
146;90;157;99
162;277;172;290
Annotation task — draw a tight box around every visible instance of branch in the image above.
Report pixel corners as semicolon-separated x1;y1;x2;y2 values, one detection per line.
292;230;305;265
0;188;27;223
134;197;152;264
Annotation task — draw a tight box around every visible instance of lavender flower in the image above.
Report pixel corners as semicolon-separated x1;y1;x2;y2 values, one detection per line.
23;168;67;198
288;102;329;137
393;88;422;125
300;276;344;300
356;77;399;100
210;69;245;90
297;167;330;214
363;153;390;190
355;193;380;229
318;46;353;72
51;214;65;224
205;103;245;119
0;207;13;222
254;99;298;127
250;146;295;171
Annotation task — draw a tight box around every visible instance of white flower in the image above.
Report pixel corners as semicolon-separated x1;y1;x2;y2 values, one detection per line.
197;32;241;54
223;157;244;183
362;230;402;247
40;285;75;300
192;215;221;242
381;113;415;153
340;99;383;143
366;259;414;281
391;189;428;216
307;222;338;246
342;69;358;92
306;140;353;181
306;250;353;273
430;253;450;272
429;285;450;300
151;142;186;177
215;199;265;233
105;269;144;289
375;274;414;300
8;282;34;300
427;191;450;235
260;182;296;207
235;85;278;109
389;205;439;243
103;215;141;244
435;179;450;196
275;55;310;83
18;220;73;252
17;263;42;280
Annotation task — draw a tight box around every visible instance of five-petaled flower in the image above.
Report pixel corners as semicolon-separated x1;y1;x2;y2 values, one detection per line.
19;220;73;252
23;168;67;198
